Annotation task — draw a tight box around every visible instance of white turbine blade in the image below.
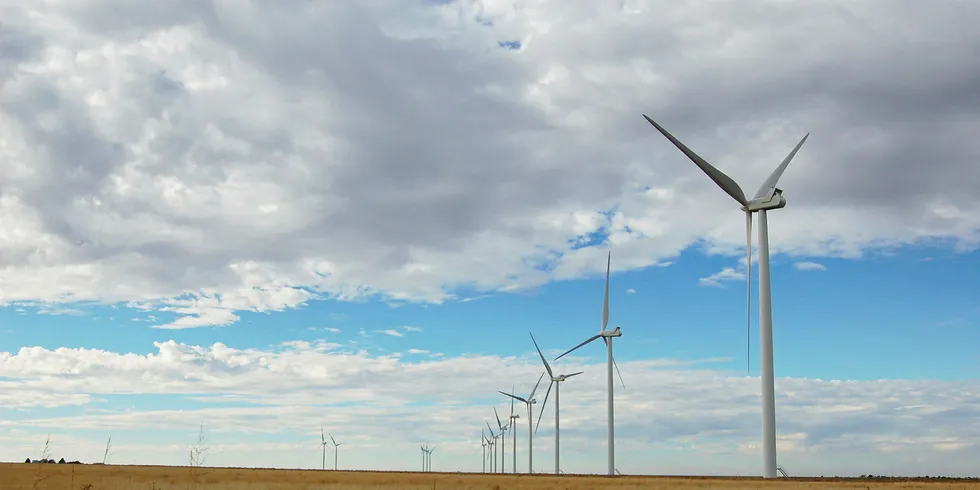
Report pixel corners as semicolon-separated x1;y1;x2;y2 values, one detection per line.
565;371;584;378
534;381;553;435
509;384;516;419
329;433;337;446
528;372;545;400
745;211;753;375
554;334;602;361
602;251;611;331
603;337;627;390
751;133;810;200
529;333;553;377
499;391;528;404
643;115;748;205
486;420;495;437
321;427;325;445
494;406;503;429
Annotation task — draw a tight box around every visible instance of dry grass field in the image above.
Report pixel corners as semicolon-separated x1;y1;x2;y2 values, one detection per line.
3;463;979;490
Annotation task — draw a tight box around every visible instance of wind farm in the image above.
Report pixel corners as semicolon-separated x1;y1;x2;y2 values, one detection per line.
2;0;979;489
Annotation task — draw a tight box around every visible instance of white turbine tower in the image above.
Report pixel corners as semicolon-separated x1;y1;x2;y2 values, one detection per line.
481;429;488;473
319;427;329;470
554;250;626;476
508;395;519;474
328;433;342;470
493;406;509;473
428;446;435;472
485;421;497;473
642;114;809;478
499;373;544;473
530;333;583;475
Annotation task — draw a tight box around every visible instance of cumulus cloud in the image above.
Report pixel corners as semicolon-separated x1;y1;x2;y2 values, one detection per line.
381;329;404;337
0;341;978;475
0;0;976;327
793;261;827;271
625;288;636;294
700;267;746;287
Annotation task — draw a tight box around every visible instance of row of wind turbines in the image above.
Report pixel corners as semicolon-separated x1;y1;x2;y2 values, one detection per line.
475;115;809;478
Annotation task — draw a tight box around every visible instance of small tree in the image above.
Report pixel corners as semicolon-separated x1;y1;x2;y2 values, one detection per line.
188;423;210;467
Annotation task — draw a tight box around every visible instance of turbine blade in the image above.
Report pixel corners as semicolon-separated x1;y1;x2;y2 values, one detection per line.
752;133;810;201
494;406;502;429
486;420;495;437
745;211;753;376
602;251;611;331
565;371;584;378
321;427;325;444
554;334;602;361
499;391;527;404
530;333;553;377
603;337;627;391
509;384;515;418
329;434;337;446
534;380;553;435
528;372;545;401
643;115;748;206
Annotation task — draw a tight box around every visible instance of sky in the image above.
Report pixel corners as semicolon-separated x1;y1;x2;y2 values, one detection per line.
1;0;979;479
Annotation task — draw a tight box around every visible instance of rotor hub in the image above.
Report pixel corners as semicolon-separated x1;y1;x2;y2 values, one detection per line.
741;188;787;213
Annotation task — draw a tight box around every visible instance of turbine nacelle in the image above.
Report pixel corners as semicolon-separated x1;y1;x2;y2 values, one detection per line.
742;188;787;213
600;326;622;338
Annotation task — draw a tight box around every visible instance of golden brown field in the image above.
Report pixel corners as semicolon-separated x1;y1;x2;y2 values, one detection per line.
3;463;978;490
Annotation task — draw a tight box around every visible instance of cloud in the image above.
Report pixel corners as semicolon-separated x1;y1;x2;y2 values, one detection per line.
625;288;636;294
0;341;978;475
699;267;746;287
406;349;429;355
793;261;827;271
0;1;977;327
400;326;422;333
381;329;404;337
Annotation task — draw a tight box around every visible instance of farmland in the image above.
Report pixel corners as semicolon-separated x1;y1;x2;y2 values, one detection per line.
3;463;979;490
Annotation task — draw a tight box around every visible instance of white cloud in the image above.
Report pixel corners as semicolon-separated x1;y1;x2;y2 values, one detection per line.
381;329;404;337
625;288;636;294
699;267;746;287
0;1;975;327
401;326;422;333
406;349;429;355
794;261;827;271
0;341;977;475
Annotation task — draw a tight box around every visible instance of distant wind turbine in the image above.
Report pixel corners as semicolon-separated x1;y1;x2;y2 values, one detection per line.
530;332;584;475
485;421;497;473
499;373;545;473
642;114;809;478
329;433;342;470
319;428;329;470
507;392;519;473
493;406;509;473
554;250;626;476
481;429;488;473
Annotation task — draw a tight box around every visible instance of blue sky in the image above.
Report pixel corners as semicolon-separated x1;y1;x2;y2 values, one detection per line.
2;0;980;479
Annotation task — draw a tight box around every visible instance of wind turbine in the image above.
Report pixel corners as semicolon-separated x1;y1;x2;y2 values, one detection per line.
493;406;508;473
428;446;435;472
642;114;809;478
554;250;626;476
499;373;544;473
530;333;584;475
485;421;497;473
319;427;329;470
328;433;342;470
507;394;520;474
481;429;489;473
420;444;427;472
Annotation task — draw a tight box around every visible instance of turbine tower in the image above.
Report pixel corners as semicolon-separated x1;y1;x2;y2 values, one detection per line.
328;433;342;470
530;333;584;475
427;446;435;472
493;406;509;473
319;427;329;470
642;114;809;478
499;373;544;473
554;251;626;476
485;421;497;473
420;444;427;472
481;429;488;473
508;394;519;474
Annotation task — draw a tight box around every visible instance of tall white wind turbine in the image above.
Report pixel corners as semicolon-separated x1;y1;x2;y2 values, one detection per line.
642;114;809;478
530;333;584;475
328;433;342;470
554;251;626;476
508;393;519;474
320;427;329;470
481;429;488;473
493;406;509;473
499;373;545;473
485;421;497;473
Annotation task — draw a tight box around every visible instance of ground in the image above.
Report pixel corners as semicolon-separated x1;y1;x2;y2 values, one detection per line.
2;463;978;489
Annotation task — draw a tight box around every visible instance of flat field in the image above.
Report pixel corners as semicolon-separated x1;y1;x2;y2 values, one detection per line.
3;463;978;490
